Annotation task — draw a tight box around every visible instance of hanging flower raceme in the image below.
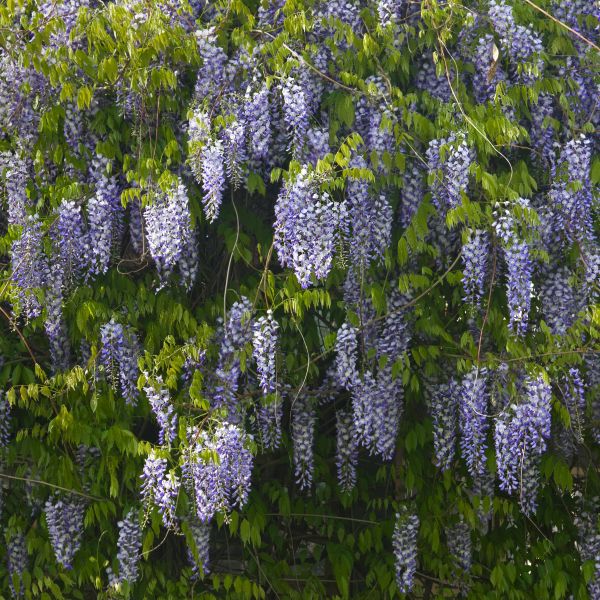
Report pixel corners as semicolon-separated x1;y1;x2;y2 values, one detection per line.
0;391;11;448
393;509;419;594
187;518;210;578
0;150;31;226
143;377;178;446
44;493;86;570
98;319;140;405
281;76;310;153
143;179;195;286
429;379;459;471
52;200;88;287
44;264;71;372
334;322;358;390
494;375;551;515
186;423;253;523
194;27;229;104
141;451;180;528
292;395;316;491
10;214;49;320
562;367;586;443
336;409;358;493
6;529;28;598
274;166;347;288
459;368;490;479
107;509;142;588
446;518;472;575
462;229;490;305
244;81;271;164
252;310;278;395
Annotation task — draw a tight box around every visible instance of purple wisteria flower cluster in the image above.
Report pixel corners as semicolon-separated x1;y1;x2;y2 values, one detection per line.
252;310;278;395
141;451;180;528
44;494;86;569
393;510;419;594
144;377;178;446
107;509;142;588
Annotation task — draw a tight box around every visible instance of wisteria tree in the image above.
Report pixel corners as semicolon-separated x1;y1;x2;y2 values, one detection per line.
0;0;599;598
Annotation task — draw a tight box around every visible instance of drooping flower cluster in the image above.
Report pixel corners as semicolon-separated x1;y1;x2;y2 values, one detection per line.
292;395;316;491
427;135;473;214
336;409;358;493
539;267;578;336
446;518;472;574
107;509;142;588
44;494;86;569
253;310;278;395
98;319;140;405
44;265;71;372
0;150;31;226
459;369;489;479
194;27;228;103
0;392;11;448
430;379;459;471
187;518;210;577
144;378;178;446
462;229;489;305
52;200;88;286
141;451;179;528
11;214;48;320
393;510;419;594
562;368;586;443
334;322;358;389
144;180;195;285
494;376;552;515
6;529;27;598
274;167;346;288
256;395;283;451
187;423;253;522
244;83;271;163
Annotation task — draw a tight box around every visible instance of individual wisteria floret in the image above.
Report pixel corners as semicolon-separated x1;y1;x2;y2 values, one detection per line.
188;423;253;522
144;377;178;446
141;451;179;528
392;510;419;594
253;310;278;395
98;319;140;405
6;529;27;598
144;179;195;285
336;409;358;493
462;229;489;305
0;391;11;448
334;322;358;390
44;493;85;569
562;367;586;443
550;135;593;244
459;368;489;478
11;214;49;320
194;27;228;103
446;518;472;574
187;517;210;578
429;379;459;471
85;158;124;278
292;395;316;491
200;138;226;223
494;376;552;514
274;166;346;287
107;509;142;588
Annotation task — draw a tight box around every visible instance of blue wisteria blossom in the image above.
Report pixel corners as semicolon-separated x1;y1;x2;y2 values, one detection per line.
459;368;489;479
107;509;142;588
98;319;140;405
446;518;472;575
6;529;27;598
141;451;179;528
0;391;11;448
144;377;178;446
462;229;489;305
336;409;358;493
400;162;425;229
52;200;88;286
194;27;228;103
144;179;195;285
222;117;247;188
281;76;310;153
429;379;459;471
292;395;316;491
188;423;253;522
0;150;31;226
393;510;419;594
44;494;86;569
494;376;551;514
539;267;579;336
10;214;48;320
187;518;210;577
253;310;278;395
471;35;506;103
334;322;358;390
244;82;271;164
44;265;71;372
256;394;283;450
562;368;586;443
274;166;346;287
199;139;226;223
